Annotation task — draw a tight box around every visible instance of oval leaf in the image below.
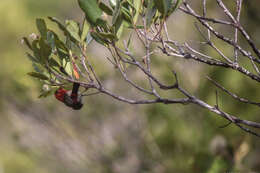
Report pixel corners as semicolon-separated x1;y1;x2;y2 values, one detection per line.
36;18;47;38
81;20;90;42
66;20;81;42
98;32;118;41
153;0;166;15
27;72;49;80
26;53;39;63
78;0;102;26
166;0;182;19
112;0;121;25
48;17;80;44
22;37;32;50
99;2;113;16
38;90;53;98
90;31;108;46
145;0;157;28
133;0;141;23
39;38;52;61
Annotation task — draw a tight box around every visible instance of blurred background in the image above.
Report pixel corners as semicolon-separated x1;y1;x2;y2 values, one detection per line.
0;0;260;172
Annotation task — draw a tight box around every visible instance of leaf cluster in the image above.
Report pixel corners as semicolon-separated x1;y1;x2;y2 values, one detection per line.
24;17;91;97
23;0;182;97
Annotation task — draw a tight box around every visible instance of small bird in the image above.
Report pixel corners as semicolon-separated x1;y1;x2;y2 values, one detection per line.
55;83;83;110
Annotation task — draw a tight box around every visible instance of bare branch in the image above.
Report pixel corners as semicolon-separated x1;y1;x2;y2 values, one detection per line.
181;3;260;64
40;1;260;137
207;76;260;107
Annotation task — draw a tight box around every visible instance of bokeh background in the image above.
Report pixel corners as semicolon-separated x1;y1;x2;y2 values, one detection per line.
0;0;260;172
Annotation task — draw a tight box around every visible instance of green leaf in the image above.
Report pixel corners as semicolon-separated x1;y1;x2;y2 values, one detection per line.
31;40;41;60
86;33;93;45
39;38;52;61
80;20;90;42
96;18;109;32
66;20;81;42
127;33;132;49
51;32;69;62
32;63;44;73
77;0;102;26
153;0;181;19
145;0;157;28
26;53;39;63
121;6;133;24
59;66;69;76
153;0;167;16
46;31;55;49
165;0;173;8
36;18;47;38
27;72;49;80
99;2;113;16
128;25;144;29
127;33;133;48
38;90;53;98
48;17;68;35
116;20;125;39
124;0;137;22
64;61;73;77
57;48;69;62
90;31;108;46
98;32;118;41
113;15;124;39
125;0;135;10
49;58;60;67
166;0;182;19
22;37;32;50
48;17;80;44
112;0;121;25
132;0;141;24
51;31;68;52
38;86;54;98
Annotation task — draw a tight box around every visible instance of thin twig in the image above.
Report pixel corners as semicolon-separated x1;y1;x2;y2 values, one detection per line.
207;76;260;107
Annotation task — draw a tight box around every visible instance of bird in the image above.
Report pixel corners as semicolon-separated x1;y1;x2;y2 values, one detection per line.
55;83;83;110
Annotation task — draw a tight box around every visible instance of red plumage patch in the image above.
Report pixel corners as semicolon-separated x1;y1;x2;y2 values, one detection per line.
55;88;68;102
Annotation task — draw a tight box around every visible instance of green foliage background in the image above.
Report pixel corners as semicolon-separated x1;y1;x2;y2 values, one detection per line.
0;0;259;172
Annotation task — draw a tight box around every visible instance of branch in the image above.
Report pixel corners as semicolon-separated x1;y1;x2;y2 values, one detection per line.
207;76;260;107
